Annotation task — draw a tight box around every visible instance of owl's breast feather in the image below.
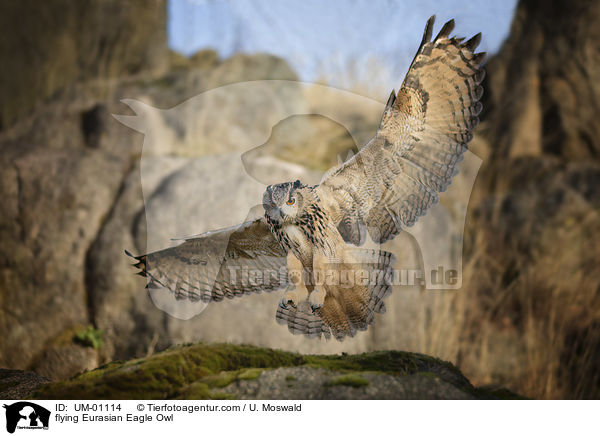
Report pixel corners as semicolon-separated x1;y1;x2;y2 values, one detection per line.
282;224;312;260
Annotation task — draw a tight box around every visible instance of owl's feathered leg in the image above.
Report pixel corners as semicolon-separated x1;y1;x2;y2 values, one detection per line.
308;288;326;312
280;253;309;308
309;251;331;312
309;247;395;339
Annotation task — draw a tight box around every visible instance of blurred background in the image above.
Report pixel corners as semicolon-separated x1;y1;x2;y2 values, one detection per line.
0;0;598;399
167;0;515;93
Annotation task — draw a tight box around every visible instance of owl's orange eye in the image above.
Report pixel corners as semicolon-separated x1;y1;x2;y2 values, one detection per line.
286;198;296;206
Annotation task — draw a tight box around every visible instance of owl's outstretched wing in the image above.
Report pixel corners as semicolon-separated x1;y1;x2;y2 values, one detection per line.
127;217;288;302
320;16;485;245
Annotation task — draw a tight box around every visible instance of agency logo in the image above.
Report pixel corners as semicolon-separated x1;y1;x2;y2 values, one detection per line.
2;402;50;434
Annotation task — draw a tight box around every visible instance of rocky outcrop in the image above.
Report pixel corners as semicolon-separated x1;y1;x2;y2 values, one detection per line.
459;0;600;399
30;343;521;400
0;2;301;376
0;142;131;370
0;0;168;371
0;0;168;130
0;369;49;400
481;0;600;163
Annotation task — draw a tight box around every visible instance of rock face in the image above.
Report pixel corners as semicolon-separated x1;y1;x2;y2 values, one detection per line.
0;144;130;370
0;369;49;400
34;344;99;382
216;367;476;400
30;343;520;400
0;0;168;130
0;0;167;369
0;1;301;376
481;0;600;162
459;0;600;399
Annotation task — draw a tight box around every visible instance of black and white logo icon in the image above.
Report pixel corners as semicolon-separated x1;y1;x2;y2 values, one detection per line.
3;402;50;433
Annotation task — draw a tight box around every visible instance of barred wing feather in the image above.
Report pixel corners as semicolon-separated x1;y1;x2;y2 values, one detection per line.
320;16;485;244
126;218;288;302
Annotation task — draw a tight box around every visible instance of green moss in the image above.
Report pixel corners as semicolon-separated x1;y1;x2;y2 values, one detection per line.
31;342;521;400
33;343;303;400
417;372;440;379
304;350;454;378
172;368;264;400
238;368;263;380
174;381;211;399
285;375;296;381
201;371;239;388
74;326;103;349
325;373;370;388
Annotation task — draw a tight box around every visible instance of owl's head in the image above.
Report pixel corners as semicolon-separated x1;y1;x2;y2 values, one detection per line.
263;179;306;223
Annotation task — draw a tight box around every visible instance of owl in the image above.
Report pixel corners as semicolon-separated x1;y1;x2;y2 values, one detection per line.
127;16;485;340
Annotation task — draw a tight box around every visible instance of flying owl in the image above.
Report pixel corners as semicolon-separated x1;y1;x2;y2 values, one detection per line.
126;16;485;340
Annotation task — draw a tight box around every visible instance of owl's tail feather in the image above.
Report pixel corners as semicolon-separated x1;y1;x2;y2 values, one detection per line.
320;248;395;340
277;249;395;341
275;300;332;339
352;248;395;316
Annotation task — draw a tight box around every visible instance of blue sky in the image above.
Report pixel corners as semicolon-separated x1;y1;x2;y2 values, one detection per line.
168;0;516;89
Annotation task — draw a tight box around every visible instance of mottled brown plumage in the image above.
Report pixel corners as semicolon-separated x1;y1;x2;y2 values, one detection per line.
127;16;485;341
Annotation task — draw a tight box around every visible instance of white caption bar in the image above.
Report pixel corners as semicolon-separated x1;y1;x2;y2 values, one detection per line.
1;400;597;435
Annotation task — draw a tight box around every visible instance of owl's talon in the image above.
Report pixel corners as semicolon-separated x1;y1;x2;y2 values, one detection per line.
279;298;296;309
281;290;298;308
308;288;325;312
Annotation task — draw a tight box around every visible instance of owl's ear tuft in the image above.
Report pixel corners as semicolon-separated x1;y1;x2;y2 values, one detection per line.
293;179;303;190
